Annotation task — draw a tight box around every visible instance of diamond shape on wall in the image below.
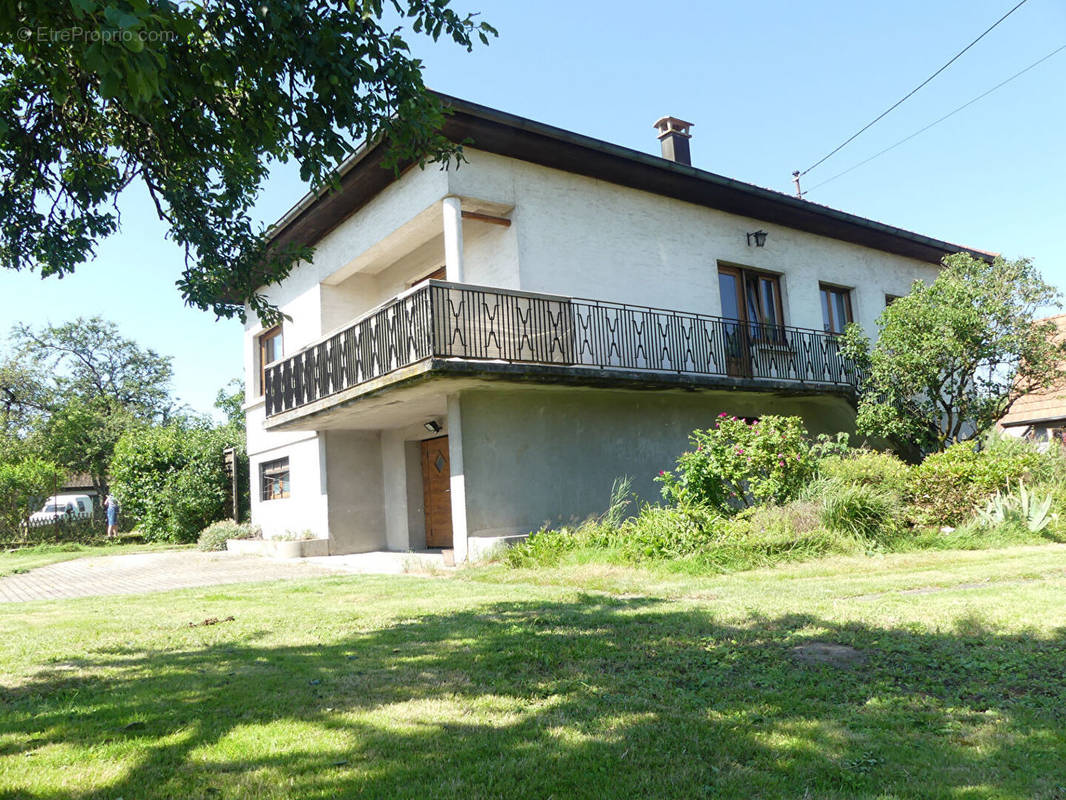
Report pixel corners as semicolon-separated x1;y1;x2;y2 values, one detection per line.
434;453;446;473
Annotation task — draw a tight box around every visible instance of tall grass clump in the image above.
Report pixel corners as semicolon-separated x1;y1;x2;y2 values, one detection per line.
814;479;900;542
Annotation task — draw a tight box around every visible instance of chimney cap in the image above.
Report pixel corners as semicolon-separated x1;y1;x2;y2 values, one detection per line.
653;116;694;140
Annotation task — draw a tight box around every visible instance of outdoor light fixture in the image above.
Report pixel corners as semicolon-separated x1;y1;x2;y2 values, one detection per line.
746;230;768;247
424;420;442;433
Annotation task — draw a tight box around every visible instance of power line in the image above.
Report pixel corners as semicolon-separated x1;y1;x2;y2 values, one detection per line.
807;42;1066;193
798;0;1031;178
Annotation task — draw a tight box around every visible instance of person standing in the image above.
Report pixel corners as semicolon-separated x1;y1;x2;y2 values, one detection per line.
104;494;119;539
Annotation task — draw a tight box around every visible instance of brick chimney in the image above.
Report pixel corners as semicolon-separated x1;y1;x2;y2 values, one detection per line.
653;116;693;166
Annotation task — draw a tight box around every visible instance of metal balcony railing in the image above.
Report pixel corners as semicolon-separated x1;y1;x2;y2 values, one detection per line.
264;280;862;417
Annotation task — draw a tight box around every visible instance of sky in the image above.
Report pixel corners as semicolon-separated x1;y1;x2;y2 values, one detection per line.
0;0;1063;416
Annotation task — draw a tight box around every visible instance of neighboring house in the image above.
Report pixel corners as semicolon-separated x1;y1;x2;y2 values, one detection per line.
60;473;100;499
239;95;989;561
998;313;1066;445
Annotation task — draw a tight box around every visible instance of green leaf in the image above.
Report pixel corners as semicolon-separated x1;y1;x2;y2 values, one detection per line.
69;0;96;18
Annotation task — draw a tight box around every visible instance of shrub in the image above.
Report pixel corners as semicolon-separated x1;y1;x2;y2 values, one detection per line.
614;504;721;562
658;415;816;513
908;441;1047;526
197;520;260;551
0;457;66;543
809;432;852;460
505;525;594;568
817;449;910;496
743;499;823;538
111;422;247;543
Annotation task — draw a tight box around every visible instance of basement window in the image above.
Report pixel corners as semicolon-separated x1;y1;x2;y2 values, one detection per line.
260;458;290;501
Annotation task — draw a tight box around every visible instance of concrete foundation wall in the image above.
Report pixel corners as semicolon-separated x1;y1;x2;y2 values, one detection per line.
404;441;427;549
323;430;387;554
457;386;856;541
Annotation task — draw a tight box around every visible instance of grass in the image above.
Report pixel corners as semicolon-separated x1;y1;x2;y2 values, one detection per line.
0;540;192;577
3;545;1066;798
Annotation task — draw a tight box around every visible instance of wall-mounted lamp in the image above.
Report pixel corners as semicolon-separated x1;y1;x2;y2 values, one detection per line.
746;230;768;247
424;420;442;433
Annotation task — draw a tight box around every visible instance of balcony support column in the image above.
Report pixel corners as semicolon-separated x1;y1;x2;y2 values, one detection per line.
446;393;469;563
442;195;464;282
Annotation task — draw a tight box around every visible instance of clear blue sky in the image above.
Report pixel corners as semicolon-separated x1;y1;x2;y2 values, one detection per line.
1;0;1063;416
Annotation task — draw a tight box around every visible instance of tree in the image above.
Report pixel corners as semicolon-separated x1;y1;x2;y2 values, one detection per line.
0;357;47;442
841;254;1065;453
0;456;64;538
214;378;245;427
110;420;245;542
1;316;175;485
0;1;495;321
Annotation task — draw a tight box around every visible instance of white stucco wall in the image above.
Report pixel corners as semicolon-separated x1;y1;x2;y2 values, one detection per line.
447;149;940;336
248;430;328;540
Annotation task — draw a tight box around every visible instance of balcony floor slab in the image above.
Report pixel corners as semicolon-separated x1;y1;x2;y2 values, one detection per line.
265;357;858;432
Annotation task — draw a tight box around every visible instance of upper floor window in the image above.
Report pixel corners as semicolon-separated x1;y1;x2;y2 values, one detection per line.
885;294;902;306
257;325;283;396
718;266;784;332
820;284;853;334
260;457;290;501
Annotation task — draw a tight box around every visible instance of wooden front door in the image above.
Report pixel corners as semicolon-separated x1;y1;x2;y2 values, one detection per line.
421;436;453;548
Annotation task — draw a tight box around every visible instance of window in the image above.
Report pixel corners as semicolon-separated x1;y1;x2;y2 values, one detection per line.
820;284;853;334
885;294;902;306
260;458;290;501
718;266;784;335
257;325;283;396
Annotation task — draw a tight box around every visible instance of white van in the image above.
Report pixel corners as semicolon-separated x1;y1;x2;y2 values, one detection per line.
29;494;95;524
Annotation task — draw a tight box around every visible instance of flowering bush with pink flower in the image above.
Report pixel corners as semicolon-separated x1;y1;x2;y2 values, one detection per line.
657;415;816;513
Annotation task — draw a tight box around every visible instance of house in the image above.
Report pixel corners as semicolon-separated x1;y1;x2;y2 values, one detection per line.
998;313;1066;445
241;95;988;561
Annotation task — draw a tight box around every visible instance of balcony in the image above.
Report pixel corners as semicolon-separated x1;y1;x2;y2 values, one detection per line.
264;281;862;420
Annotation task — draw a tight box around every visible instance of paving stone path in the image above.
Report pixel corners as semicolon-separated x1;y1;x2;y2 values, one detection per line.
0;550;345;603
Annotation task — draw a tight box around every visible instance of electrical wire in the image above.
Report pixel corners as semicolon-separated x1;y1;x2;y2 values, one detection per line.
798;0;1031;177
807;42;1066;192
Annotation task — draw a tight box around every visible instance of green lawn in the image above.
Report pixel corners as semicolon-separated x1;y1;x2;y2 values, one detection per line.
0;541;192;577
2;545;1066;798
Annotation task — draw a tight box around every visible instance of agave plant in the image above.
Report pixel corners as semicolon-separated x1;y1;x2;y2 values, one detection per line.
977;481;1053;533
